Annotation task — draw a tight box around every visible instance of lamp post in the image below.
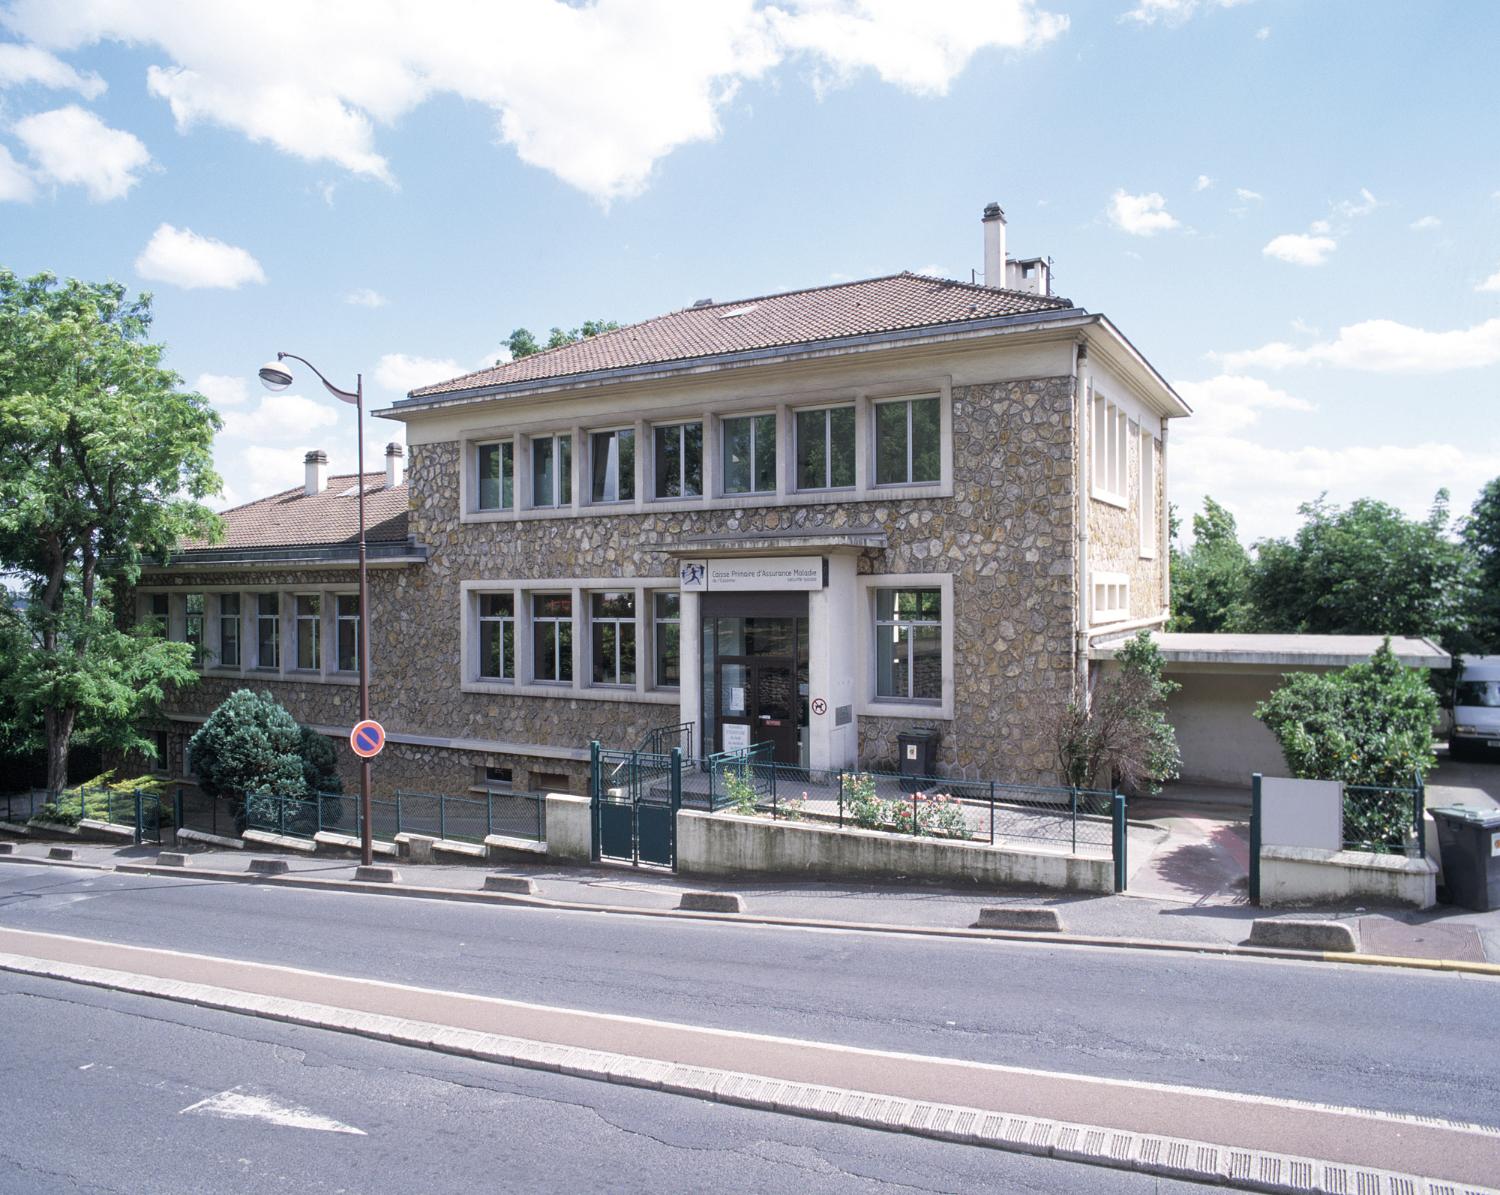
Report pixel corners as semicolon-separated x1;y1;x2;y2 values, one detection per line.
257;352;374;867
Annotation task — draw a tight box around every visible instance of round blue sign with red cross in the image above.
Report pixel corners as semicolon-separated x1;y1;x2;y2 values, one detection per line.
349;719;386;759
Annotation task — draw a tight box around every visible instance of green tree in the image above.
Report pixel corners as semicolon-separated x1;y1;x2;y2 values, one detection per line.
188;689;308;800
1255;639;1438;787
0;270;223;789
1055;631;1181;794
1168;496;1252;632
1244;492;1474;644
1461;476;1500;653
504;319;620;361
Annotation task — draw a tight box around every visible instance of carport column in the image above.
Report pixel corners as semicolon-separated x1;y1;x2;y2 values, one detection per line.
1249;772;1262;905
808;555;858;772
679;589;702;753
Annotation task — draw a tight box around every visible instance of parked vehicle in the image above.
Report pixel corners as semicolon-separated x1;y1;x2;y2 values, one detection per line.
1451;656;1500;760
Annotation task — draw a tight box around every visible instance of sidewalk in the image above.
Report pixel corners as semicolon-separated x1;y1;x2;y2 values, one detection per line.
5;837;1499;966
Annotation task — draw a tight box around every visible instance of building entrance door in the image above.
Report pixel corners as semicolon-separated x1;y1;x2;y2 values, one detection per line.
716;655;799;764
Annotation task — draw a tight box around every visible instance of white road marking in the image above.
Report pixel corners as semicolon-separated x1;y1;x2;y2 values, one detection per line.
179;1086;365;1135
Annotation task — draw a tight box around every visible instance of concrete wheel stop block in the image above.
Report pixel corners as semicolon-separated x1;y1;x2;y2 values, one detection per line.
47;846;76;861
678;891;745;913
156;852;189;868
1248;918;1358;953
483;874;537;895
975;906;1065;932
355;865;400;884
248;857;290;875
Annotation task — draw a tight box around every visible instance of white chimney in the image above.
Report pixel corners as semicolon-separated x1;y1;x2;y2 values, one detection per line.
385;442;404;489
1006;256;1052;297
304;449;328;496
982;202;1007;288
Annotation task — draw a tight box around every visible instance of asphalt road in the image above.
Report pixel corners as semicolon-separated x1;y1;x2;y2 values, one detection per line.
0;970;1202;1195
2;860;1497;1132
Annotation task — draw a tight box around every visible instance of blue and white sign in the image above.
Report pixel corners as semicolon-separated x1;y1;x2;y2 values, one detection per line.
678;556;822;592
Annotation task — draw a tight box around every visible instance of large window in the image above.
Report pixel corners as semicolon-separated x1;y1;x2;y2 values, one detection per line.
1139;430;1157;556
653;422;702;498
722;413;775;494
874;398;940;486
532;594;573;683
531;434;572;508
256;593;280;669
590;429;634;503
477;441;514;511
147;592;169;634
590;591;636;685
184;593;205;663
653;592;680;688
295;594;321;670
336;594;360;673
874;589;942;702
1091;394;1129;503
478;593;515;680
795;406;855;490
218;594;240;667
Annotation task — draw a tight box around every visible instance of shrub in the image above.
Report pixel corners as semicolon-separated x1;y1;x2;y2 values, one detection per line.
30;801;80;827
721;766;759;815
188;690;308;802
1055;631;1181;794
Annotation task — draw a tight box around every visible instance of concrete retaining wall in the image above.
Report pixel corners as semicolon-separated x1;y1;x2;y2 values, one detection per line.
677;810;1112;893
1260;844;1437;909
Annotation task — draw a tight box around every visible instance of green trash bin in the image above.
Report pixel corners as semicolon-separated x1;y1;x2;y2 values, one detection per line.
1429;806;1500;912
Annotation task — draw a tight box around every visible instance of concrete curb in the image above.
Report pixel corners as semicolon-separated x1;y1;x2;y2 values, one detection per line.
1249;918;1358;953
0;948;1488;1195
4;853;1497;977
976;906;1065;932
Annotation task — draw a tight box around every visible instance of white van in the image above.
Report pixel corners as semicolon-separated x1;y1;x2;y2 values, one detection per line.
1451;655;1500;759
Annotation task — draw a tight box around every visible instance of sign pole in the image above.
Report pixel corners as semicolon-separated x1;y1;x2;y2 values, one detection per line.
356;373;372;868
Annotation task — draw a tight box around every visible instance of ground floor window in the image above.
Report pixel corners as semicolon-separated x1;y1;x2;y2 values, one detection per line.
295;594;321;670
218;594;240;667
478;593;515;680
653;592;680;688
532;594;573;683
590;591;636;685
874;588;942;702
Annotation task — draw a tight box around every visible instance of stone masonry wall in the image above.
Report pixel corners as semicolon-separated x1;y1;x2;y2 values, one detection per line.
1087;426;1166;623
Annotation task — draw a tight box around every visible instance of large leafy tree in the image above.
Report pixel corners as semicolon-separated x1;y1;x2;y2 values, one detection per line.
1461;476;1500;653
0;270;222;789
503;318;620;362
1168;496;1252;632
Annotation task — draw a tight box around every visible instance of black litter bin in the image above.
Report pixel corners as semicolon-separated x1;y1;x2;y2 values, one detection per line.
1429;806;1500;911
897;727;941;791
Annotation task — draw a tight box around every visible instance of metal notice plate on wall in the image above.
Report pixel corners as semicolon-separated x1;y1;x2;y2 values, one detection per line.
835;704;852;726
678;556;824;592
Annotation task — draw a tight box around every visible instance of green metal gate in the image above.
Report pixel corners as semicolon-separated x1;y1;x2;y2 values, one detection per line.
591;742;681;869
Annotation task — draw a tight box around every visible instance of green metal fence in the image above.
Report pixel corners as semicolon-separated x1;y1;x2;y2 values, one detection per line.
241;787;546;845
1343;773;1426;857
3;785;166;843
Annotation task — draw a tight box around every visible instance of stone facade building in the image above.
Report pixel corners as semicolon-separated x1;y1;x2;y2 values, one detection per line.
137;205;1189;798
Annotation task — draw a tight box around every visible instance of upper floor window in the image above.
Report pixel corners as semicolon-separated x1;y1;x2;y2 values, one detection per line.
795;405;855;491
477;441;514;511
532;594;573;683
531;434;572;508
653;592;680;688
874;397;940;486
478;593;515;680
336;594;360;673
1091;394;1129;504
874;588;942;702
1139;430;1157;556
147;593;169;635
590;428;634;503
218;594;240;668
722;413;775;495
184;593;205;663
1093;573;1129;623
653;422;702;499
294;594;321;670
590;591;636;686
256;593;280;669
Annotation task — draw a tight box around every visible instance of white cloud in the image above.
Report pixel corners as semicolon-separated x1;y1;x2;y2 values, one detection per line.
374;352;465;396
1333;186;1379;218
1108;188;1179;236
1173;373;1314;437
134;223;267;289
1234;187;1262;202
0;143;35;201
1308;218;1331;234
1193;174;1213;191
1254;24;1270;39
1476;267;1500;294
195;373;251;408
1122;0;1251;26
1409;215;1441;231
12;105;151;201
344;287;387;308
2;0;1066;202
1262;232;1336;266
911;263;948;277
0;41;105;97
215;392;342;503
1221;316;1500;372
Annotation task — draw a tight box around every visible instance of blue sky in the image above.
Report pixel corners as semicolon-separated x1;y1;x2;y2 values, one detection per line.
1;0;1496;543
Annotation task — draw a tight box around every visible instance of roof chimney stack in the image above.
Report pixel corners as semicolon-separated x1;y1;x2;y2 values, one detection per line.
982;202;1007;289
385;442;404;489
304;449;328;497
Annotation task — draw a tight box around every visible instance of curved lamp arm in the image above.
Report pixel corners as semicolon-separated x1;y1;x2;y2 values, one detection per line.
275;351;359;404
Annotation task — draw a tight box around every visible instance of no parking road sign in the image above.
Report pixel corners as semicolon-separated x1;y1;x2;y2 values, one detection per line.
350;719;386;759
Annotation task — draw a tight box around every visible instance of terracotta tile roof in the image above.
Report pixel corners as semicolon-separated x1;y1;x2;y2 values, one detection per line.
408;271;1074;399
179;473;409;553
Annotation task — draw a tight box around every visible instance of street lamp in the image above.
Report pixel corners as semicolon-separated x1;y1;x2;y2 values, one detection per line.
257;352;374;868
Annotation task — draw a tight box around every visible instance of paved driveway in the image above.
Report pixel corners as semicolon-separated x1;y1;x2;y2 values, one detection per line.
1426;749;1500;812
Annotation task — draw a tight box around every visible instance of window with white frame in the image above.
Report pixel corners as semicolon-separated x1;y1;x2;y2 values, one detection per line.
1093;573;1129;623
294;594;321;670
1138;431;1157;556
336;594;360;672
183;593;205;663
653;592;680;688
874;588;943;702
795;405;856;490
218;594;241;667
531;434;572;508
590;591;636;685
255;593;280;668
1091;394;1129;503
721;413;776;494
874;397;940;486
589;428;635;503
652;421;702;498
477;592;515;680
532;593;573;683
476;440;514;511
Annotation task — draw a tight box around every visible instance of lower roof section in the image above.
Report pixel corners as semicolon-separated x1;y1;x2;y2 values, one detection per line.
1090;632;1450;671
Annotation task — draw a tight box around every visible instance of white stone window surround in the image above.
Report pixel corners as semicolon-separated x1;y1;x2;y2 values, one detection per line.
136;585;363;686
854;572;955;721
649;419;705;500
459;577;679;704
869;394;945;489
1091;572;1130;624
1089;390;1130;509
474;438;516;512
454;380;954;525
585;425;638;506
1138;430;1158;559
